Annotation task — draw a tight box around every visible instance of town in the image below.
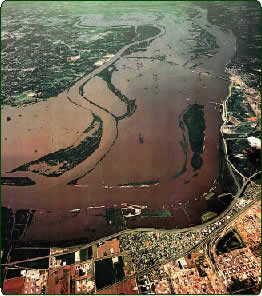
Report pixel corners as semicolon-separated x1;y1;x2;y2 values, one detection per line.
2;181;260;294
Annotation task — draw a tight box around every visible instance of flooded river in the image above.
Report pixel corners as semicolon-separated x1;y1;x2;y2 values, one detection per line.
2;1;259;244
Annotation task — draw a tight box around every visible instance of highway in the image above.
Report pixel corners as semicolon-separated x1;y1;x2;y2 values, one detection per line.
2;16;260;294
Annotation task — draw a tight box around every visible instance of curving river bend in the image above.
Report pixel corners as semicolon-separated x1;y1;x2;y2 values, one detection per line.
2;2;241;242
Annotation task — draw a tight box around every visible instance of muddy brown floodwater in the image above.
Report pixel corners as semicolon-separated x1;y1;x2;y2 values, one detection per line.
2;3;237;243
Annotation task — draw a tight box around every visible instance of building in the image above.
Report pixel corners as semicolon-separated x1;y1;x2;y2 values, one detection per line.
3;277;25;294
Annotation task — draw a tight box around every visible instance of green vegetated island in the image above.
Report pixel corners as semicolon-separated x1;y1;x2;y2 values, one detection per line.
2;1;260;232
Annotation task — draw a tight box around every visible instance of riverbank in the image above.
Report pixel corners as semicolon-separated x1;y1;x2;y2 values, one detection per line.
2;1;260;247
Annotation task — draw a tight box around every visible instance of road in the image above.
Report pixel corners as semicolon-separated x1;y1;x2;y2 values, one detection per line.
3;182;259;267
2;16;260;294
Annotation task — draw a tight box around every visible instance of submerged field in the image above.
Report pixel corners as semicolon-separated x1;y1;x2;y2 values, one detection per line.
1;1;260;244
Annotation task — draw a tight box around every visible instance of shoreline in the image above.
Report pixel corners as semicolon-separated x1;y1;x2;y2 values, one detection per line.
4;71;260;255
2;57;253;243
2;2;260;245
